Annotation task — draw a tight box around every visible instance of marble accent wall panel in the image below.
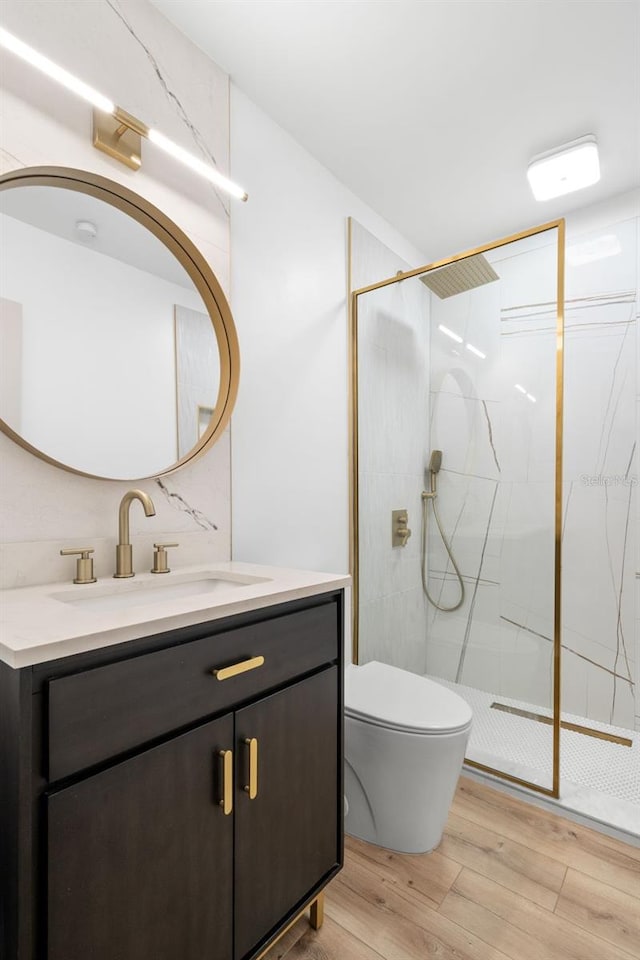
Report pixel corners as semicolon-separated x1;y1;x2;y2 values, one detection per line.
352;219;430;674
0;0;232;574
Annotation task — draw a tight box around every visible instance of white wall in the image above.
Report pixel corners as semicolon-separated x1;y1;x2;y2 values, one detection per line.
0;0;232;585
229;86;425;574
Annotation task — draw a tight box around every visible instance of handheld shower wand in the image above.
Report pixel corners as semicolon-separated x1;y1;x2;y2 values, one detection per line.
426;449;442;496
428;449;443;474
421;449;465;612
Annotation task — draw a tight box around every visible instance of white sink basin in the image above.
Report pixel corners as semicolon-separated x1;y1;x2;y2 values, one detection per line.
50;571;271;614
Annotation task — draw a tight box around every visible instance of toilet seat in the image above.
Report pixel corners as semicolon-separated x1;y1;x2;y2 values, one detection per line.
345;661;472;736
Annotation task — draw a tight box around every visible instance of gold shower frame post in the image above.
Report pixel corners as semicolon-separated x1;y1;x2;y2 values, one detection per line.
348;218;565;799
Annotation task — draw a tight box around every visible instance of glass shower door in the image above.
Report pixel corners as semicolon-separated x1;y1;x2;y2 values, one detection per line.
425;226;562;795
352;220;564;797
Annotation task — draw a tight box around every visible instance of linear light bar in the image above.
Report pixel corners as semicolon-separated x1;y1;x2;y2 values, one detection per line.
527;135;600;202
0;26;114;112
438;324;463;344
148;129;248;200
515;384;527;394
0;27;248;201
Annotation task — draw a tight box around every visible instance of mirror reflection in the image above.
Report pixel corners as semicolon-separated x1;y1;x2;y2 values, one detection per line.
0;183;221;479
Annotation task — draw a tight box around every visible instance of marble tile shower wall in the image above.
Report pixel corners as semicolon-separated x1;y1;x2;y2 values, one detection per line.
352;220;431;673
426;216;639;732
564;216;638;732
426;234;556;719
0;0;232;584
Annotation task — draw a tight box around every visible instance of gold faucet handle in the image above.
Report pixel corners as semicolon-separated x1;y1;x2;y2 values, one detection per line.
60;547;97;585
151;542;179;575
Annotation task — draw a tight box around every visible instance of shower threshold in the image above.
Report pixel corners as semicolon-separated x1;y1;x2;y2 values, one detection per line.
427;675;640;840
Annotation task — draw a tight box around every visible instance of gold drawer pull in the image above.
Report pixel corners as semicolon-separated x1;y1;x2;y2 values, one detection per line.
213;655;265;681
243;737;258;800
218;749;233;815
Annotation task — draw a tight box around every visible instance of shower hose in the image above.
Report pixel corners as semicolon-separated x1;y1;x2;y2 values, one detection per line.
421;493;465;612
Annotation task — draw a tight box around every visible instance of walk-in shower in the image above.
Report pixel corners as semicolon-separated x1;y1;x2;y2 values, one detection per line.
350;213;639;838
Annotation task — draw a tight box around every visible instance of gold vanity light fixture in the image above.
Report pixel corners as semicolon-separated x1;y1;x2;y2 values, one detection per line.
0;27;248;201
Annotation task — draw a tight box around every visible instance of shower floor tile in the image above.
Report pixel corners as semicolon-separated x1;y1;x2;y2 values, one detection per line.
428;676;640;838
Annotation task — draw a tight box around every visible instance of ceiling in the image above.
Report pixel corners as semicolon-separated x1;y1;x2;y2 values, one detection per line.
151;0;640;259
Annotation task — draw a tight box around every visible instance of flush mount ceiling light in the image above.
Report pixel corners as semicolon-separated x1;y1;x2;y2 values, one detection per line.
527;135;600;202
0;27;248;201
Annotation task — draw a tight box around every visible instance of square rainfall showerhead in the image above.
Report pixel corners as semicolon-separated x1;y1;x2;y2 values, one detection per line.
420;253;499;299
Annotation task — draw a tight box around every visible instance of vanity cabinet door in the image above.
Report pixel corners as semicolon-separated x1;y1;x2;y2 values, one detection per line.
234;667;340;960
46;715;234;960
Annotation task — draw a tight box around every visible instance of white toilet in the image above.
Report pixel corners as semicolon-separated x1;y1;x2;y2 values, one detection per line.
344;661;472;854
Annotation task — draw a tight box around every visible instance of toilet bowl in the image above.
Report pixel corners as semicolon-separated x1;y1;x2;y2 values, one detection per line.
344;660;472;854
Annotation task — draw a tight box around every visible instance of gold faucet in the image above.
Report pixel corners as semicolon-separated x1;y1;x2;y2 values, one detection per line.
114;489;156;578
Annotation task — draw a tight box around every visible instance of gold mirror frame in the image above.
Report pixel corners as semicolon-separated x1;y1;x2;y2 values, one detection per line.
349;218;565;799
0;165;240;480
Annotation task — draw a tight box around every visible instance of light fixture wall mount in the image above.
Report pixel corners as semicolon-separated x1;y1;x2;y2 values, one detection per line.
93;108;147;171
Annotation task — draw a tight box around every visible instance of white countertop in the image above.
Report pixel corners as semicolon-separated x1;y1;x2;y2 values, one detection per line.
0;562;351;668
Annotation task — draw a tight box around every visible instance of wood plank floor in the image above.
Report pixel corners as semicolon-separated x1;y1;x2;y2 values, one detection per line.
264;777;640;960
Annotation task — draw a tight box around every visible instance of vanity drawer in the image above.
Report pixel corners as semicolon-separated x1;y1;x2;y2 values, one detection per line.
47;600;338;781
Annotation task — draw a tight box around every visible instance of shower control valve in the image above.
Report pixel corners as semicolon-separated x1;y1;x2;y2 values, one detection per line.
392;509;412;548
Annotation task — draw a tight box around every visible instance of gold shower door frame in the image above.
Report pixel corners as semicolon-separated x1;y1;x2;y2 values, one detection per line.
348;218;566;799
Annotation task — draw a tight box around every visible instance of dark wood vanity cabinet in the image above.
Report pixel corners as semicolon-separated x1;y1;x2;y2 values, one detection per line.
0;591;344;960
47;713;235;960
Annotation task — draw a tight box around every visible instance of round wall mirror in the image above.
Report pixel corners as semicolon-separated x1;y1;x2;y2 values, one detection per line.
0;166;239;480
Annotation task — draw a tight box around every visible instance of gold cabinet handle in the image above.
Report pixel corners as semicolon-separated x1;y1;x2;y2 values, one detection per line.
243;737;258;800
213;655;265;681
218;749;233;815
